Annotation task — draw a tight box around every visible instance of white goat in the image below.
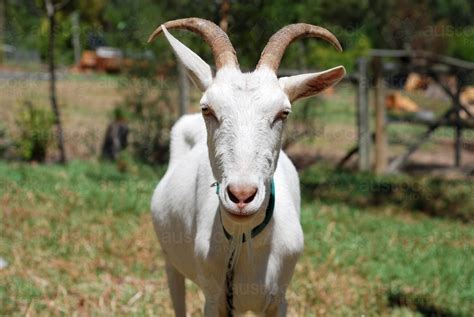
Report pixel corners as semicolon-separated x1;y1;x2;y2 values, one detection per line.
149;18;345;316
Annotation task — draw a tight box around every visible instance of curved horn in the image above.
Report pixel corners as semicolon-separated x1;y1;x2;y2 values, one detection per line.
257;23;342;71
148;17;238;70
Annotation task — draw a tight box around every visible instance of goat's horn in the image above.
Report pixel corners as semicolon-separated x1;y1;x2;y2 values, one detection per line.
148;17;239;70
257;23;342;71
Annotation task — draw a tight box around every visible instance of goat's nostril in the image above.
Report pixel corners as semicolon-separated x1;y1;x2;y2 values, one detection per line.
227;187;240;204
244;190;257;203
227;185;258;206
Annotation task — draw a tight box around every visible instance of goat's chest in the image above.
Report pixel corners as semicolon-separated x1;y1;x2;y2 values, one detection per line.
198;246;284;313
231;266;281;313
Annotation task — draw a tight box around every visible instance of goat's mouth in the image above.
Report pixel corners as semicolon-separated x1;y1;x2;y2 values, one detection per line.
226;209;257;220
221;201;262;222
221;196;262;221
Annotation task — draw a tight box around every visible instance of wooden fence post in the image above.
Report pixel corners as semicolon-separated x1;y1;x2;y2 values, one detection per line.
357;57;371;171
373;57;387;174
455;98;462;167
454;77;464;167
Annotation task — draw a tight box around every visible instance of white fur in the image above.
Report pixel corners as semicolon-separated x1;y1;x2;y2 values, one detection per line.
151;27;344;316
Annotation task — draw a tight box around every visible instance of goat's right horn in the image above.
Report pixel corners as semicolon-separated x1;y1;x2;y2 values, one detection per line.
148;17;239;70
257;23;342;72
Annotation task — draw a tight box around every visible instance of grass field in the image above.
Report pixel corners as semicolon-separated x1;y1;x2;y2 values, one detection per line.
0;74;473;315
1;160;472;316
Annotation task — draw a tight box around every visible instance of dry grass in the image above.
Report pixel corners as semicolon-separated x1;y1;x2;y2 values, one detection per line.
0;76;120;160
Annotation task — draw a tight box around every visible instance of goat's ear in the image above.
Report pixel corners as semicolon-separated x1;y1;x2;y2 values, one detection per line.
279;66;346;102
162;26;213;91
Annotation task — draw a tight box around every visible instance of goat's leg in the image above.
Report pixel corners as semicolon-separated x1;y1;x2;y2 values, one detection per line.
277;299;287;317
203;294;225;317
165;262;186;317
203;299;217;316
265;297;287;317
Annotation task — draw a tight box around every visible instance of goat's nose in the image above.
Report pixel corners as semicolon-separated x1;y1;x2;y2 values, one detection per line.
227;184;258;208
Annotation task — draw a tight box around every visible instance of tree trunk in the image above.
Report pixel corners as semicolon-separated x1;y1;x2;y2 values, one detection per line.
373;57;387;174
0;0;5;64
48;7;67;164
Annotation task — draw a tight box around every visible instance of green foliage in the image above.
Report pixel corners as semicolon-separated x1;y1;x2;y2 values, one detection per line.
36;12;76;64
4;1;42;50
0;122;10;158
446;27;474;62
76;0;108;24
112;106;127;121
6;0;474;67
306;31;371;73
429;0;474;27
116;65;176;164
14;101;55;162
319;0;369;30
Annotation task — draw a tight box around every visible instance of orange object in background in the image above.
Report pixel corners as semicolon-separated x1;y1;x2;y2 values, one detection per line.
404;73;430;91
78;47;123;73
79;50;97;70
460;86;474;105
96;47;123;73
460;86;474;119
385;92;420;112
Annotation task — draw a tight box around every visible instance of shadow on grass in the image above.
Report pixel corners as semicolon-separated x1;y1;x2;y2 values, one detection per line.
300;165;474;222
387;291;461;317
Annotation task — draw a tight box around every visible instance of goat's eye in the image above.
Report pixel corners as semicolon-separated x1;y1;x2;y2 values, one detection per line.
278;109;291;120
201;105;212;116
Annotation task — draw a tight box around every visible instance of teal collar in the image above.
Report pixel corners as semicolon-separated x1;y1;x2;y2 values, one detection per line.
215;179;275;242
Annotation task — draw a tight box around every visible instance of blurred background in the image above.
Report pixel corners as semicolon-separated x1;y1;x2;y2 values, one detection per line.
0;0;473;316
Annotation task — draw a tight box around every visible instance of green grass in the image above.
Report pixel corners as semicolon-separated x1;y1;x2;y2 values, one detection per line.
301;165;474;222
301;203;474;316
0;160;162;215
0;160;170;315
0;160;473;316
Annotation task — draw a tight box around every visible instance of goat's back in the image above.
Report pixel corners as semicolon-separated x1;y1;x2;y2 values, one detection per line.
151;114;214;281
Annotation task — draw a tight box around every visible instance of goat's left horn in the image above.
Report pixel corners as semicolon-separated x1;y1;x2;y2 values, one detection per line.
148;17;239;70
256;23;342;72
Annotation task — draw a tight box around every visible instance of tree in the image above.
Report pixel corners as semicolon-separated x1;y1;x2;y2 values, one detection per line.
45;0;69;163
0;0;5;64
